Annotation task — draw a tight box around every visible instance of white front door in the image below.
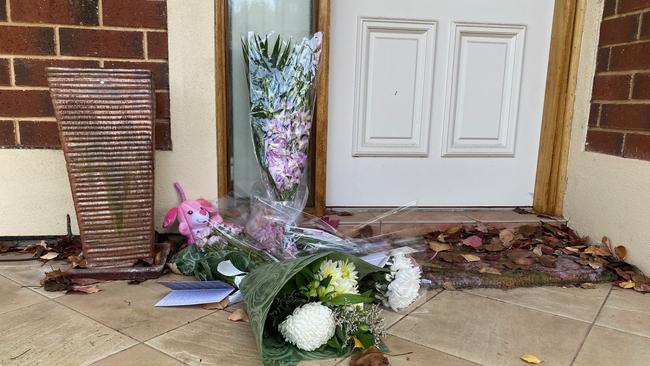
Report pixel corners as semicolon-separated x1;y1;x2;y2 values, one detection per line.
326;0;555;206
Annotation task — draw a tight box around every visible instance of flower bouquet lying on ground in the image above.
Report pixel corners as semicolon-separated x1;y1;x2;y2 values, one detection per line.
239;251;421;365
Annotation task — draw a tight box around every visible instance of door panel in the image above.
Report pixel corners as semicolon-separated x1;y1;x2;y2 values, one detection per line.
327;0;555;206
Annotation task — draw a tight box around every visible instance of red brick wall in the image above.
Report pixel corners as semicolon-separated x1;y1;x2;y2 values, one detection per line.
587;0;650;161
0;0;171;150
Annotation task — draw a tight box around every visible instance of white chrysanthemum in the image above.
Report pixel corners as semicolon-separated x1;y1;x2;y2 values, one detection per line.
333;277;358;295
339;260;357;280
385;254;421;311
319;260;342;282
279;302;336;351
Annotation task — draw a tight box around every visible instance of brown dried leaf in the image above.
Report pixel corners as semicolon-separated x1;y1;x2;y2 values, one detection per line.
69;285;101;294
538;255;557;268
428;241;452;252
442;282;456;290
203;298;230;310
594;245;612;257
485;238;506;252
39;251;59;261
71;278;100;286
438;252;466;264
445;225;464;235
601;236;613;252
631;273;650;284
532;246;543;257
614;268;632;280
634;283;650;293
618;281;636;289
68;255;86;268
461;254;481;262
507;249;533;260
228;308;249;322
513;257;536;266
614;245;627;261
167;262;182;275
518;225;537;237
350;346;389;366
479;267;502;275
499;229;515;245
580;282;596;289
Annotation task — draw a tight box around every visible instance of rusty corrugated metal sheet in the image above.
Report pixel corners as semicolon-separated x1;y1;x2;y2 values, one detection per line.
47;68;156;268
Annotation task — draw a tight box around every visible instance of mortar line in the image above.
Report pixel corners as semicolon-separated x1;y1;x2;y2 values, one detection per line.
570;285;613;365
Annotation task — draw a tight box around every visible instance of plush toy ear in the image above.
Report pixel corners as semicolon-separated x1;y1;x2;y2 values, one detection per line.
163;207;178;227
196;198;217;213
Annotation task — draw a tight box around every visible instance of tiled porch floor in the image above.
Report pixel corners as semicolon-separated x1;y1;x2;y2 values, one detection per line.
1;209;648;366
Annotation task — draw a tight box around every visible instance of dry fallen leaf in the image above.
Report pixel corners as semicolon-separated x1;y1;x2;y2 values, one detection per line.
520;354;542;364
445;225;464;235
532;246;543;257
442;282;456;290
68;254;86;268
479;267;502;275
614;245;627;261
69;285;101;294
618;281;636;289
428;241;452;252
485;239;506;252
228;308;249;322
167;262;182;275
203;297;230;310
499;229;515;245
350;346;389;366
461;235;483;248
71;278;100;286
580;282;596;289
39;251;59;260
634;283;650;293
602;236;613;252
461;254;481;262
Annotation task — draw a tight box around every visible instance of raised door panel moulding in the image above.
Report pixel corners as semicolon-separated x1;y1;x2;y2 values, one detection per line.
442;22;526;157
352;17;436;157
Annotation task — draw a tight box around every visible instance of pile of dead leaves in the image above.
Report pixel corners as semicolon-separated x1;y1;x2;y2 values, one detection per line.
40;269;101;294
423;223;649;293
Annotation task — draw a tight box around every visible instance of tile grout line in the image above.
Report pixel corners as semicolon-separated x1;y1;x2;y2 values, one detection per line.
569;285;613;366
387;332;485;366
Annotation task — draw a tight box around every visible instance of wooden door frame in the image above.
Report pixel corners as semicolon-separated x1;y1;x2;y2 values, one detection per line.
216;0;583;217
215;0;330;216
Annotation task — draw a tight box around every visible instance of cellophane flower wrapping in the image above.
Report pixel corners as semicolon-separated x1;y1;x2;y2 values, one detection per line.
243;32;322;257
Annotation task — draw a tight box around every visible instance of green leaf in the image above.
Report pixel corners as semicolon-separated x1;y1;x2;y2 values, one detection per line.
355;332;375;349
226;251;250;272
326;335;341;350
326;293;374;306
321;275;332;288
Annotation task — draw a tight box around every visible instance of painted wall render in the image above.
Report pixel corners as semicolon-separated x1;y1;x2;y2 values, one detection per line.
564;0;650;274
0;0;218;236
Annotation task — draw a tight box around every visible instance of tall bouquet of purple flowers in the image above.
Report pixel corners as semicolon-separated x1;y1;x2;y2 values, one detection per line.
243;32;322;203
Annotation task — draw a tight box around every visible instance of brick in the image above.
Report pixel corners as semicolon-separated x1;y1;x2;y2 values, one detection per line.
59;28;144;58
641;11;650;39
0;120;16;146
589;103;601;127
596;47;611;72
10;0;99;25
0;59;9;86
632;72;650;98
601;103;650;130
623;133;650;160
609;41;650;70
604;0;618;17
155;121;171;150
599;14;639;45
0;26;55;56
147;32;168;59
585;129;624;155
155;91;170;119
0;0;6;21
14;59;100;87
592;74;632;100
103;0;167;29
618;0;650;14
18;121;60;148
103;61;168;89
0;90;54;118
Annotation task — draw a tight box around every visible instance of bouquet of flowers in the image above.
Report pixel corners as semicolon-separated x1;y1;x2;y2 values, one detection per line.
238;251;422;365
243;32;323;254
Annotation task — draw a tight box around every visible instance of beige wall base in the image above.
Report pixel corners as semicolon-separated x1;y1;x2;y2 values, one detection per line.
565;0;650;274
0;0;218;236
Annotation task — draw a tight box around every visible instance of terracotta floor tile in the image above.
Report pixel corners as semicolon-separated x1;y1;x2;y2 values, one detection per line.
380;210;474;224
326;210;378;224
56;280;214;342
465;284;611;322
0;301;136;366
573;326;650;366
388;291;589;366
596;287;650;338
0;275;47;315
92;344;186;366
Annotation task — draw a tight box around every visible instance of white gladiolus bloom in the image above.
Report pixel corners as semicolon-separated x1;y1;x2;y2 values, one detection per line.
279;302;336;351
384;254;421;311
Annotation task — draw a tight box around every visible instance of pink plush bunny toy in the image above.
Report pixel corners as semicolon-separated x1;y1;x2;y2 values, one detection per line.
163;182;223;245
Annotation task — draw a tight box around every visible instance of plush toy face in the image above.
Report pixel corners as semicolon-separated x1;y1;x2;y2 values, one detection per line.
181;201;211;228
